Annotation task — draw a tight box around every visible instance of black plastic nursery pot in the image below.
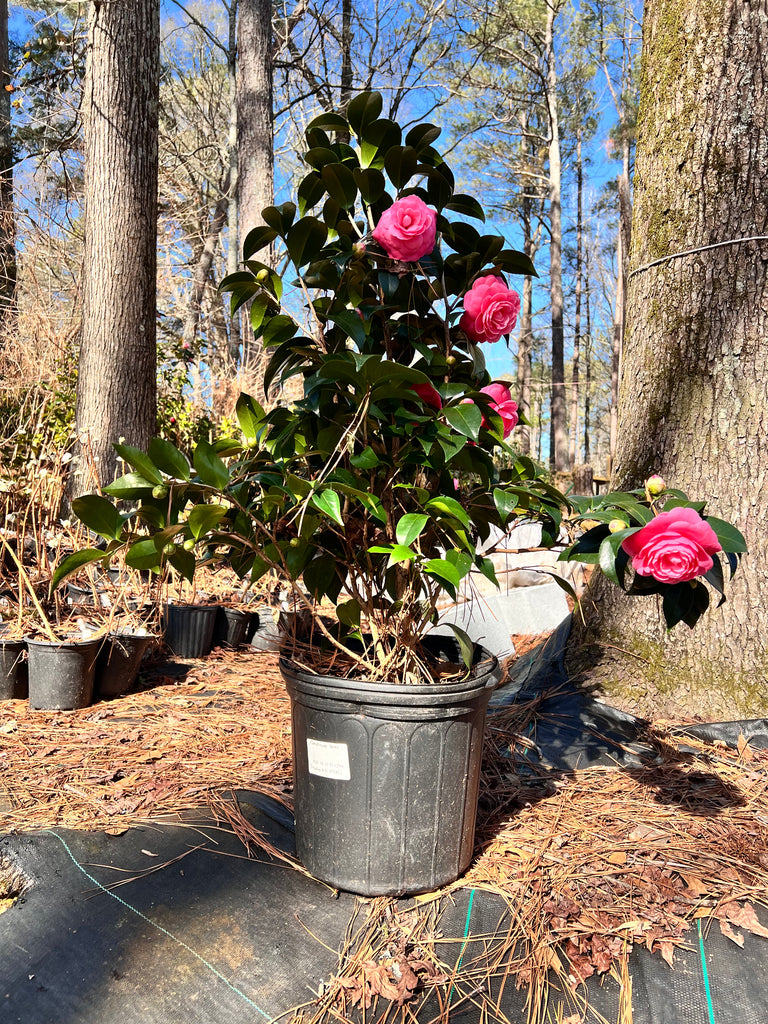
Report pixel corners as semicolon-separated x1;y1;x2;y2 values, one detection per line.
26;636;100;710
212;607;255;649
161;603;218;658
94;630;156;699
0;639;28;700
280;638;498;897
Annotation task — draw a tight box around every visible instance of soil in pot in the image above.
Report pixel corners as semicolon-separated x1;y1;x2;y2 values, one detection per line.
94;629;157;699
281;635;498;897
26;635;101;710
161;603;218;658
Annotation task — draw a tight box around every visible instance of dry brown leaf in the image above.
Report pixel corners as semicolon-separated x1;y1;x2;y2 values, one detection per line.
718;919;745;947
721;901;768;938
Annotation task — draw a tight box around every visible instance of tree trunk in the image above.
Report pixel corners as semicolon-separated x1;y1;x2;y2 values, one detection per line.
227;0;241;369
583;246;592;465
569;129;583;469
72;0;159;496
545;3;567;472
515;110;538;457
608;224;622;472
0;0;15;343
181;187;229;352
569;0;768;720
237;0;274;386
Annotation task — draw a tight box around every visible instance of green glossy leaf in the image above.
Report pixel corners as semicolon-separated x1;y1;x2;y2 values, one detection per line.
396;512;429;546
149;438;191;481
104;473;156;499
353;167;386;204
167;545;196;583
444;402;482;439
329;309;366;345
193;440;230;489
444;194;485;221
425;495;470;529
304;553;339;600
242;225;278;260
71;494;125;541
493;248;537;277
442;622;473;668
477;556;498;587
424;558;461;587
261;201;296;236
404;123;441;152
350;446;380;469
346;90;383;136
306;110;349;134
311;488;343;526
286;216;328;268
445;548;473;579
703;555;726;604
598;531;632;588
235;393;266;445
356;493;387;523
359;119;402;169
297;171;327;215
336;598;361;628
113;444;164;485
303;147;337;169
389;544;416;565
492;487;518;521
188;504;227;540
705;516;748;554
425;166;453;208
320;163;358;209
384;145;418;189
52;548;107;590
125;538;164;571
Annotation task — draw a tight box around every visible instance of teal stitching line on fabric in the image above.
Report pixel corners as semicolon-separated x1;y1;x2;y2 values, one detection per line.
697;920;717;1024
47;830;271;1020
449;887;476;1003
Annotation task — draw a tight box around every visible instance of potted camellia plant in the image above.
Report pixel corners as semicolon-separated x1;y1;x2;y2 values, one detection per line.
54;92;745;895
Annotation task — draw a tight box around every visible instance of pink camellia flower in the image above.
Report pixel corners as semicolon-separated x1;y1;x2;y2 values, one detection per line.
410;381;442;410
480;383;518;438
621;507;721;584
372;196;437;262
459;275;521;344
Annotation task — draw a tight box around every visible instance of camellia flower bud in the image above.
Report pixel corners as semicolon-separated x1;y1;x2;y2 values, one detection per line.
608;519;626;533
646;475;666;496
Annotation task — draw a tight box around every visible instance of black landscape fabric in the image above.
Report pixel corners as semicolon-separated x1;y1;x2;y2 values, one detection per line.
1;620;767;1024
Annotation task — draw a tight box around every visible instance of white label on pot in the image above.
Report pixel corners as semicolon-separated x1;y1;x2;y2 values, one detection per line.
306;739;350;780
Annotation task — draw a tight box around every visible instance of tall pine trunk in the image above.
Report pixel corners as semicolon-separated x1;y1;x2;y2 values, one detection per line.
569;130;583;469
237;0;274;388
569;0;768;719
72;0;159;495
545;4;567;472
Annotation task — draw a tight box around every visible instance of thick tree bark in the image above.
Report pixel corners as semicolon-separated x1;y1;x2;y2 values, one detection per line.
0;0;15;343
72;0;159;495
237;0;274;385
569;0;768;719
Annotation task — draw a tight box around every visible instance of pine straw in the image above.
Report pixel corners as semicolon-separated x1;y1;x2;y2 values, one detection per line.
2;644;768;1023
0;646;293;834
